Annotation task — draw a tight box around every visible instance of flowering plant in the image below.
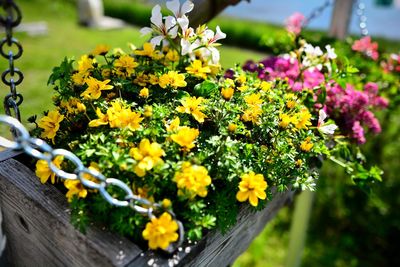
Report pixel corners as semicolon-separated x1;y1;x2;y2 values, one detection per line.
31;1;382;250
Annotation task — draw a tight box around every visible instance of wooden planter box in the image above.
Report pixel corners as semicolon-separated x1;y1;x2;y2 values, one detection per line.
0;152;293;267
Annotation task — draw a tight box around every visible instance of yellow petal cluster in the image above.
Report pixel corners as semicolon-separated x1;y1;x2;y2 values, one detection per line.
176;96;207;123
185;60;211;79
158;71;187;89
142;212;179;250
236;171;268;207
130;139;165;177
300;137;314;152
38;110;64;143
35;156;64;184
174;162;212;198
91;44;111;56
80;77;113;100
114;55;139;78
170;126;199;151
295;108;312;130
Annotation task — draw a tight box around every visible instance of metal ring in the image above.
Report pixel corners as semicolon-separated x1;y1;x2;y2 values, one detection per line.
0;38;23;59
127;197;151;215
22;137;52;161
4;96;21;123
0;2;22;27
49;149;84;180
0;115;29;149
1;68;23;86
78;167;106;190
4;93;23;106
99;178;134;207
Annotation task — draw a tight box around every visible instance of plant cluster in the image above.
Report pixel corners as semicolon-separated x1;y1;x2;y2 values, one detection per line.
31;1;383;250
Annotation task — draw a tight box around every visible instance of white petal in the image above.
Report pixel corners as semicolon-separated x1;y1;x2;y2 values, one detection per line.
150;5;163;28
214;26;226;41
181;1;194;15
177;16;189;32
140;27;153;36
166;0;180;17
150;35;164;47
181;39;191;55
165;16;177;31
320;124;338;135
318;109;327;125
168;25;178;39
209;47;220;64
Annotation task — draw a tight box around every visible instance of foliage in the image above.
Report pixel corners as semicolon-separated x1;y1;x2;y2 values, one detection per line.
27;0;383;250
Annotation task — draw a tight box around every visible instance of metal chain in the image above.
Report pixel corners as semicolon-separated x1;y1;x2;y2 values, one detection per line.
0;0;24;124
355;0;369;36
0;115;184;253
302;0;334;27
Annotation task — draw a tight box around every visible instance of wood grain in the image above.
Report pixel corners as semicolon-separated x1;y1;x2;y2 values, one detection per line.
0;158;142;267
0;157;293;267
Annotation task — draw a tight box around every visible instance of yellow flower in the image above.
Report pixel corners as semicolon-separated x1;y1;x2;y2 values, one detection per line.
149;74;159;85
91;44;111;56
77;54;95;74
38;110;64;143
242;106;262;124
235;74;246;85
64;180;87;202
279;113;292;128
130;139;165;177
89;108;108;127
185;60;211;79
286;100;296;109
109;106;143;131
142;212;179;250
176;96;207;123
81;77;114;100
158;71;187;89
165;49;179;62
260;81;272;91
244;93;263;106
114;55;139;77
237;85;249;92
165;117;180;132
72;72;86;85
174;162;212;198
171;126;199;151
139;87;149;98
61;98;86;114
221;87;234;100
35;156;64;184
162;198;172;209
134;42;155;57
236;171;268;207
295;108;312;130
300;137;313;152
228;123;237;132
134;72;149;86
144;105;153;117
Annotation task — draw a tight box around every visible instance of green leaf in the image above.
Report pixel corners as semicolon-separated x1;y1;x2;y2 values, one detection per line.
193;80;219;97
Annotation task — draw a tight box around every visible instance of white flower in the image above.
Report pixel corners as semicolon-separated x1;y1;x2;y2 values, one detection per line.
167;0;194;18
318;109;337;135
203;26;226;46
304;43;323;57
139;4;178;47
325;45;337;59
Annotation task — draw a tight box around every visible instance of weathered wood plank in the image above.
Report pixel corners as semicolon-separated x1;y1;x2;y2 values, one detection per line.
329;0;355;39
0;158;142;267
190;0;245;26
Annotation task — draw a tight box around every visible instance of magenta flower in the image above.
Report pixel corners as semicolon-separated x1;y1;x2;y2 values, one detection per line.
352;36;379;61
285;12;305;36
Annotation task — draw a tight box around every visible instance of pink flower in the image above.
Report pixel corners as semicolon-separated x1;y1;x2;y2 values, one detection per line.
352;36;379;61
352;121;366;144
285;12;305;36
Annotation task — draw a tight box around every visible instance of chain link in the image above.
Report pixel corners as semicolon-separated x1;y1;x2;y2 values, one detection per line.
303;0;334;27
0;0;24;124
355;0;368;36
0;115;184;253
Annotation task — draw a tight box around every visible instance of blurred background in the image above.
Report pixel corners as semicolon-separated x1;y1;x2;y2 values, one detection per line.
0;0;399;266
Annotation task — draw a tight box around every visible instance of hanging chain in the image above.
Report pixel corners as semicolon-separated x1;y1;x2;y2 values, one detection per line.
303;0;334;27
0;0;24;124
355;0;369;36
0;115;184;253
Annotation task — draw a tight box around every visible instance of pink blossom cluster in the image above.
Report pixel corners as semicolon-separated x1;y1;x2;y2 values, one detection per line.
325;82;388;144
381;53;400;74
352;36;379;61
243;56;325;91
285;12;306;36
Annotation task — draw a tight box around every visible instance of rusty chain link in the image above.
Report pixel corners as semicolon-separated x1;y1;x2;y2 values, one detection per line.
0;115;185;253
0;0;24;124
